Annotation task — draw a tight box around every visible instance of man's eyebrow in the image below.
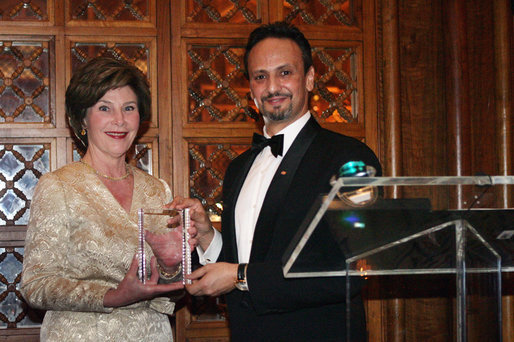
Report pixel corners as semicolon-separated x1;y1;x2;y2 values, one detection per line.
251;63;294;74
251;69;268;74
276;63;293;69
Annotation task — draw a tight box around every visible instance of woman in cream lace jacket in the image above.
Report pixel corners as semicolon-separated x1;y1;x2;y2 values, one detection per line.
21;57;184;341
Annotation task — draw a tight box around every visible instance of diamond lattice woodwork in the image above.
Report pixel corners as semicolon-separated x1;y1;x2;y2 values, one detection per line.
0;247;43;329
69;0;149;22
0;40;51;124
189;143;250;216
186;0;260;24
311;45;360;123
0;0;48;21
284;0;356;26
0;144;50;227
0;143;49;328
187;44;257;122
70;42;150;76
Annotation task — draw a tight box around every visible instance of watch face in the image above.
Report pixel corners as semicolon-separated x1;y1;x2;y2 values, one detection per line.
235;281;248;291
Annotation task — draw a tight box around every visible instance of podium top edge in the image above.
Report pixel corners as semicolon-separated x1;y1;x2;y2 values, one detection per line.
337;175;514;186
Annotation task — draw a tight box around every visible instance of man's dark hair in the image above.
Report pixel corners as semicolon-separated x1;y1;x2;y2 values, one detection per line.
243;21;313;79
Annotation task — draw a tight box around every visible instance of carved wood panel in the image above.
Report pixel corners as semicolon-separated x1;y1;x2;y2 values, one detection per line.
185;0;261;24
0;1;49;22
0;39;53;125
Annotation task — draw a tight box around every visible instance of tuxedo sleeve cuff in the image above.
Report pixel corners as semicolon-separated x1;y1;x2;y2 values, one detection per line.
196;228;222;265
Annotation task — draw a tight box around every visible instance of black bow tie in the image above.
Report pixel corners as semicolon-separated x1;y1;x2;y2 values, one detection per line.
251;133;284;157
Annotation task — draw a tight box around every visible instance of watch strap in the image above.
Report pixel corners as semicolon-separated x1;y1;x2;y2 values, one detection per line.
235;263;249;291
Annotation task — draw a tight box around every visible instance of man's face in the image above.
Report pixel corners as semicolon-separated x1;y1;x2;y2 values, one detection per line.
247;37;314;127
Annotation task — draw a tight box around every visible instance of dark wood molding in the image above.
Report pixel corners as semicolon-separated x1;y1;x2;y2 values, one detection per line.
443;0;472;208
381;0;403;187
494;0;513;208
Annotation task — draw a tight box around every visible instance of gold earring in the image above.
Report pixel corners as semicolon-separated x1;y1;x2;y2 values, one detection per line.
81;128;86;135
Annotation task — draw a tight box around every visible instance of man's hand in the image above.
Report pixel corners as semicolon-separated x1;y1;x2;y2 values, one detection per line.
185;262;239;297
165;196;214;251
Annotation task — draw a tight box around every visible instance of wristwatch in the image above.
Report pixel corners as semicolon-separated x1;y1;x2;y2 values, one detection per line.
235;263;249;291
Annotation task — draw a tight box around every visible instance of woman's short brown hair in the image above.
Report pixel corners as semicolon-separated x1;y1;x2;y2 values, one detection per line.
65;57;151;147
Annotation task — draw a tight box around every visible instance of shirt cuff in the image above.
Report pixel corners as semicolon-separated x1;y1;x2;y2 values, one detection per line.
196;227;222;265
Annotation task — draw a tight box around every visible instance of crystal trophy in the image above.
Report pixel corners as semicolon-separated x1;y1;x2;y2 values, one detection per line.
137;208;192;284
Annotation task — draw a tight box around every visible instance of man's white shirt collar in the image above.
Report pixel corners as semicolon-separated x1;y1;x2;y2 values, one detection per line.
263;111;311;157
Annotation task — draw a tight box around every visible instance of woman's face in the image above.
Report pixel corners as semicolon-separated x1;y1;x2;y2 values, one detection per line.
84;85;140;160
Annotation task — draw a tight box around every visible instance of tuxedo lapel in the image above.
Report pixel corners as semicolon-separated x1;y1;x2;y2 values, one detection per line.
223;149;261;262
249;117;321;262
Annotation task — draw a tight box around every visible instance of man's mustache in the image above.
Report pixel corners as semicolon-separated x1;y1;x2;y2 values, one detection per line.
261;92;292;101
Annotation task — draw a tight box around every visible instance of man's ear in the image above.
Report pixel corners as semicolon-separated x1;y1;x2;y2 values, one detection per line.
249;90;260;110
305;66;315;92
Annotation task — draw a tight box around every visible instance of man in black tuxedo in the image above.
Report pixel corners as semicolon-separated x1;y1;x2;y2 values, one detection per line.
181;21;381;342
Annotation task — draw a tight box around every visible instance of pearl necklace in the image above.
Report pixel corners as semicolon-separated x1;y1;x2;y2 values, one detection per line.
80;160;131;181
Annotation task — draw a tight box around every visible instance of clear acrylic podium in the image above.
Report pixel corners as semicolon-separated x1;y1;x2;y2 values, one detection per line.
282;176;514;342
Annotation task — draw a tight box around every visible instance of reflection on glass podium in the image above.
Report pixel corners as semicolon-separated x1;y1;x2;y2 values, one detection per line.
282;176;514;342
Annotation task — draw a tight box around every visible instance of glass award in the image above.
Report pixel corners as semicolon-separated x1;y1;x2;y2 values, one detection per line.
137;208;192;284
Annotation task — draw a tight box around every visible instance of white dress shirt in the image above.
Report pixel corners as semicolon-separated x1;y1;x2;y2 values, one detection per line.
198;112;311;264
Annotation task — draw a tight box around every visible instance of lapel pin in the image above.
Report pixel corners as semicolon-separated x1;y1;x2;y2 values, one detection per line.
280;171;287;175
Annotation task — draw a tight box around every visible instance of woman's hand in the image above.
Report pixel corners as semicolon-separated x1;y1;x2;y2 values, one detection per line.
145;228;182;273
103;255;183;308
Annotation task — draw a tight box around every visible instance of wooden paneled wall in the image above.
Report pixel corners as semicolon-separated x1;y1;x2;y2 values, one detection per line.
372;0;513;341
0;0;511;341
